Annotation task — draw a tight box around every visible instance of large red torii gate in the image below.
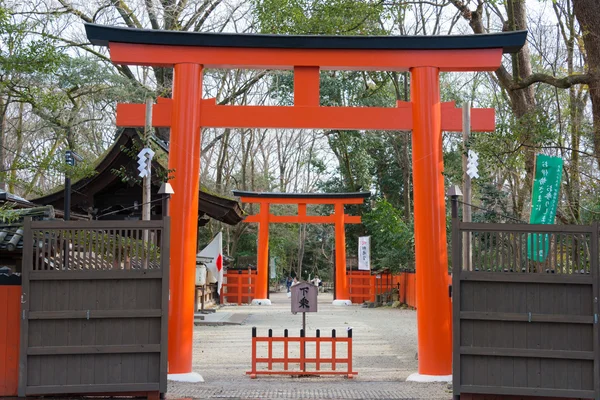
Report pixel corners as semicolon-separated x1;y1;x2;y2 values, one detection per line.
85;24;526;380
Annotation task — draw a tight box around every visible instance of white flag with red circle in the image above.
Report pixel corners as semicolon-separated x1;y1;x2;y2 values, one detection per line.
198;232;224;293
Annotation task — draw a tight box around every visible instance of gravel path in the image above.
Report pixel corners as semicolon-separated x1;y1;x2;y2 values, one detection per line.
167;291;451;399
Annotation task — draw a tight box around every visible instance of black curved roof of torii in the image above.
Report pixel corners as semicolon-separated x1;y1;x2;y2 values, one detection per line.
85;23;527;54
232;191;371;199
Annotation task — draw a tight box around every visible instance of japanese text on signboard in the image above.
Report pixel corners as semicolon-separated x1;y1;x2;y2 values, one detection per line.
358;236;370;271
527;154;563;262
291;282;317;313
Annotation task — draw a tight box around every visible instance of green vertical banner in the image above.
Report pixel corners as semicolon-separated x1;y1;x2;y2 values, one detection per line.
527;154;563;262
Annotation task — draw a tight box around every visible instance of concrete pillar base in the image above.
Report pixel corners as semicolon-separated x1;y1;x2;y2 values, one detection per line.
167;372;204;383
406;373;452;383
332;299;352;306
251;299;272;306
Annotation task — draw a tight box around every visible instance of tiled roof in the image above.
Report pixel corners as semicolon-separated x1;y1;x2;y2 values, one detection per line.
0;205;55;252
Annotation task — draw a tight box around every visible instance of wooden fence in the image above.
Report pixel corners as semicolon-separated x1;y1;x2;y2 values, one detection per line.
347;271;448;308
221;269;257;305
247;327;356;378
451;198;599;399
19;218;170;397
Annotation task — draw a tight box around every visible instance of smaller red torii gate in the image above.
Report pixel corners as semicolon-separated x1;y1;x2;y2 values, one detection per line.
232;191;370;304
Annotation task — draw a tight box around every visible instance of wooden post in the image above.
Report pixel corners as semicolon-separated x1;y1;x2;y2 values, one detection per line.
410;66;452;376
462;102;472;271
333;203;349;303
167;63;203;375
142;98;153;223
255;202;270;302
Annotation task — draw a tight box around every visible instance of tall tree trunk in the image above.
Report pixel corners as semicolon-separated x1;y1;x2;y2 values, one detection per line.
297;224;307;279
8;102;24;193
0;96;7;191
572;0;600;168
451;0;537;218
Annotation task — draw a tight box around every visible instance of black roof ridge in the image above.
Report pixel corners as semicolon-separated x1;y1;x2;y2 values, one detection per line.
85;23;527;54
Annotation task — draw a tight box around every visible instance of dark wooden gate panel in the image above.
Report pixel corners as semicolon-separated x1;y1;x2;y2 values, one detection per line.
452;215;599;399
19;218;170;397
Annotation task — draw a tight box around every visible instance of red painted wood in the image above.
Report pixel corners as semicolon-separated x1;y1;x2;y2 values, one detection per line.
0;286;20;396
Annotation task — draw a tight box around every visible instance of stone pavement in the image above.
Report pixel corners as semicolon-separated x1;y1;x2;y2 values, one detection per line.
168;291;452;399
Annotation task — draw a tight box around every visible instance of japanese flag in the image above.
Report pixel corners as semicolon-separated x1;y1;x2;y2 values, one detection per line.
198;232;224;293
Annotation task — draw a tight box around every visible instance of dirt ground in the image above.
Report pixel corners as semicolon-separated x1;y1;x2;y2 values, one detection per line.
167;291;452;399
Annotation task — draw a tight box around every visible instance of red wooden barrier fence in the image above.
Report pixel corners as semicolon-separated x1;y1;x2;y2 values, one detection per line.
347;271;451;309
347;271;374;303
221;269;256;305
247;327;356;379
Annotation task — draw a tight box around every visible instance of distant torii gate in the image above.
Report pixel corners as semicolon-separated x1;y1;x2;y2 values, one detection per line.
231;191;370;304
85;23;526;380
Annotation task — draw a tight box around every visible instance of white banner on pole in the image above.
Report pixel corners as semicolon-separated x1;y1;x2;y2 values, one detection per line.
358;236;371;271
269;257;276;279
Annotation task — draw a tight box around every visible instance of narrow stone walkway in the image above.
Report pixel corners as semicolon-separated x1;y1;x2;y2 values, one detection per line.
168;291;451;399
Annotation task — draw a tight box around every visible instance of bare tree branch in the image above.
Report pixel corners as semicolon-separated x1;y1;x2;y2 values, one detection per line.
509;72;591;90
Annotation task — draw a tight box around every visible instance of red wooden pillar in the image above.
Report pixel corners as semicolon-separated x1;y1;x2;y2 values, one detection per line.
410;66;452;376
333;202;350;304
0;286;20;396
254;202;270;303
167;63;203;376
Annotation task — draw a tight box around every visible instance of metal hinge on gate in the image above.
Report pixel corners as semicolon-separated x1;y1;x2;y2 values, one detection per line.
21;293;26;304
595;314;598;324
528;312;532;323
22;310;26;320
86;310;90;320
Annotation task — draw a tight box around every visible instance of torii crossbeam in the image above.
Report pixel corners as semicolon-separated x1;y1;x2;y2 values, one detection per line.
85;23;526;380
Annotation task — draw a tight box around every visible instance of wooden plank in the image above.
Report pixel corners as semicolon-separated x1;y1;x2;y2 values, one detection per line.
459;222;594;234
28;309;162;319
108;280;124;385
94;353;109;386
24;382;160;395
18;218;33;396
524;282;541;389
459;346;594;360
567;283;583;391
53;281;70;386
95;280;111;348
94;279;111;386
159;218;169;393
30;220;165;230
461;271;593;284
26;356;41;387
497;280;515;388
485;289;504;388
66;280;83;385
29;269;163;280
38;281;56;386
80;280;96;385
458;384;595;398
510;283;527;371
540;284;555;390
460;311;593;324
135;279;151;383
591;222;600;400
80;354;94;385
148;354;160;383
582;360;595;391
121;281;137;384
27;344;161;355
471;282;487;386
